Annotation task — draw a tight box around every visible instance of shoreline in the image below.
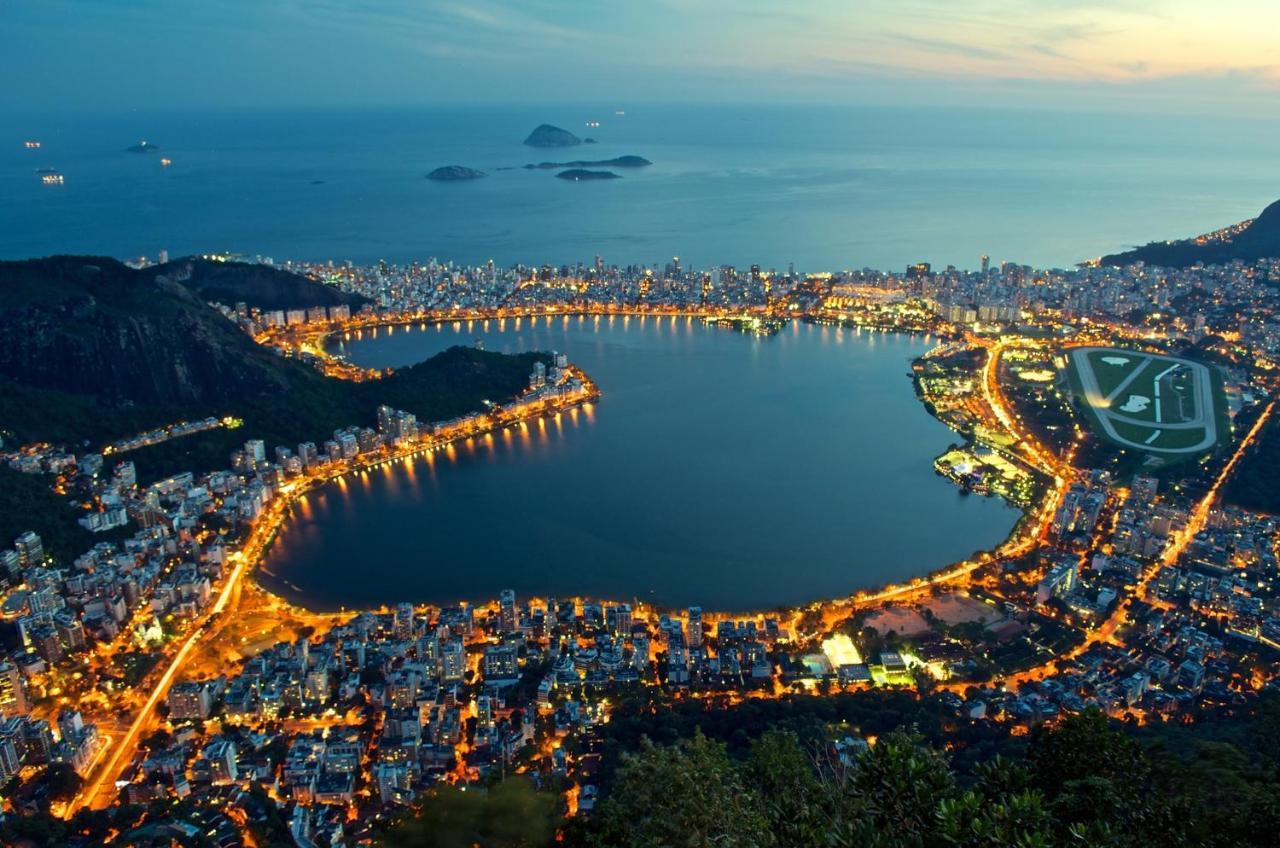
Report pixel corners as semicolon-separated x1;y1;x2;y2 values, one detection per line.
253;313;1050;628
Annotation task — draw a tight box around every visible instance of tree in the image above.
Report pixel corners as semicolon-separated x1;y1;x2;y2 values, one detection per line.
589;730;769;848
1025;710;1148;799
37;762;83;801
741;731;830;846
381;778;559;848
824;729;958;845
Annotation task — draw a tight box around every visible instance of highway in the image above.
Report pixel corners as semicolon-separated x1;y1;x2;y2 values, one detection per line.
64;375;599;815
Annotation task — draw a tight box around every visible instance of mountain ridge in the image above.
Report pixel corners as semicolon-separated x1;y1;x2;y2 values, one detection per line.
1097;198;1280;268
0;257;544;481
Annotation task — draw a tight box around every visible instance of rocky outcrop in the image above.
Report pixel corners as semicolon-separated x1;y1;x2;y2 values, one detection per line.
523;124;582;147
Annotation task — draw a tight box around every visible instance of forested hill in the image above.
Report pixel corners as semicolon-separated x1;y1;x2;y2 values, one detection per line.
151;257;369;312
1097;198;1280;268
0;256;544;481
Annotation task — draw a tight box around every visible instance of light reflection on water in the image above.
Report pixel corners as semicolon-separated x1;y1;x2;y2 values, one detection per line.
265;317;1017;611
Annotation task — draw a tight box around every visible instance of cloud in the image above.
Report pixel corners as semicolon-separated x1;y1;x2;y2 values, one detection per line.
886;33;1011;62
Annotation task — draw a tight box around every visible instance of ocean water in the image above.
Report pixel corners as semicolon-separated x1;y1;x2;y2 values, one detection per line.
259;319;1019;611
3;103;1278;271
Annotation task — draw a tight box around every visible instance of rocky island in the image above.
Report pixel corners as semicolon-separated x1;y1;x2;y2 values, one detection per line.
526;155;651;170
426;165;487;181
523;123;582;147
556;168;620;181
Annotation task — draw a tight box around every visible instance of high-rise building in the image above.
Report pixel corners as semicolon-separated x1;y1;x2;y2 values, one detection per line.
0;549;19;579
499;589;518;634
203;739;238;784
0;663;28;715
244;440;266;467
298;442;318;469
393;603;416;641
440;638;466;682
687;607;703;649
168;681;212;721
14;532;43;567
483;645;519;684
606;604;633;635
980;254;990;276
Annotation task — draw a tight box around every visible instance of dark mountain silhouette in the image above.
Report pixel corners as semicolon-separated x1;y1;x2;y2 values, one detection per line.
1097;198;1280;268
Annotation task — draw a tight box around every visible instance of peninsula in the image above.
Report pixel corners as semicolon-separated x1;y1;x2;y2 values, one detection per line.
1096;198;1280;268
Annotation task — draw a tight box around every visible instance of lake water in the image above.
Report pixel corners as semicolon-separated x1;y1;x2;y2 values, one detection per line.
258;318;1018;611
4;104;1278;272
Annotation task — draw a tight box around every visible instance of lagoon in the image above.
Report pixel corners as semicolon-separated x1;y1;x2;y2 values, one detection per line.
260;317;1019;610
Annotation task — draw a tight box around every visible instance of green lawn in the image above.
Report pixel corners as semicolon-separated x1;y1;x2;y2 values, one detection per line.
1065;346;1226;465
1085;349;1144;398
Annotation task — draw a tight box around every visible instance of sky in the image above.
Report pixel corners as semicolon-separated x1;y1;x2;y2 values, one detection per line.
2;0;1278;115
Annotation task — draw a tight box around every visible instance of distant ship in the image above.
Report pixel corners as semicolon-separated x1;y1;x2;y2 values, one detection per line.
615;110;625;116
24;140;41;149
585;120;601;128
160;157;172;167
41;172;64;185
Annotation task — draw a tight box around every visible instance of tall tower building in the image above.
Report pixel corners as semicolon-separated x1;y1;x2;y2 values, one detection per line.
0;662;28;715
393;602;415;641
687;607;703;649
499;589;518;635
14;532;43;567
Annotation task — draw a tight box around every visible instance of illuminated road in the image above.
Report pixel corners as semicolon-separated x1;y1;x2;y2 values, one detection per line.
1001;398;1276;688
61;322;1267;813
65;374;599;815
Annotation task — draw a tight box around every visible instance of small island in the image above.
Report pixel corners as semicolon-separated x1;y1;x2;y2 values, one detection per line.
523;124;582;147
526;155;651;170
556;169;619;181
426;165;487;181
126;140;160;153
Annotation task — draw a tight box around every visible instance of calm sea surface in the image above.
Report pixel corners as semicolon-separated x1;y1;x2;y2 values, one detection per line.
258;318;1018;610
3;104;1278;271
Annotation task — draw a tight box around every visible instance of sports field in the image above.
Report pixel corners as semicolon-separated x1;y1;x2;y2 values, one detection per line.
1066;347;1224;456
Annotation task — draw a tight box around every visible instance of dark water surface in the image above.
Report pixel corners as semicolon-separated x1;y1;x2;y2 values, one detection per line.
4;104;1278;270
259;318;1018;610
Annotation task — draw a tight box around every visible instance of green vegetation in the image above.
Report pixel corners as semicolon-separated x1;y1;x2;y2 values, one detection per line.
370;695;1280;847
1224;408;1280;514
380;779;561;848
160;258;368;311
1084;349;1142;399
122;345;548;483
563;696;1280;848
0;255;548;482
1064;346;1224;471
0;466;111;562
1099;197;1280;268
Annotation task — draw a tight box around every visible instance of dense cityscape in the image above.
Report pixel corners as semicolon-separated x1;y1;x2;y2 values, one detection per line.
2;235;1279;844
7;0;1280;842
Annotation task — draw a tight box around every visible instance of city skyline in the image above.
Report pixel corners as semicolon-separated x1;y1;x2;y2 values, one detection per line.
4;3;1280;845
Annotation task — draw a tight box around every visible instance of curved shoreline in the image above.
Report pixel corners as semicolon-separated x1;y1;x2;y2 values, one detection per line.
255;313;1053;628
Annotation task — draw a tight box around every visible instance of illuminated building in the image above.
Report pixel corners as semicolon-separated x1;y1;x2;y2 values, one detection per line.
14;531;43;567
687;606;703;648
0;662;28;715
499;589;518;634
